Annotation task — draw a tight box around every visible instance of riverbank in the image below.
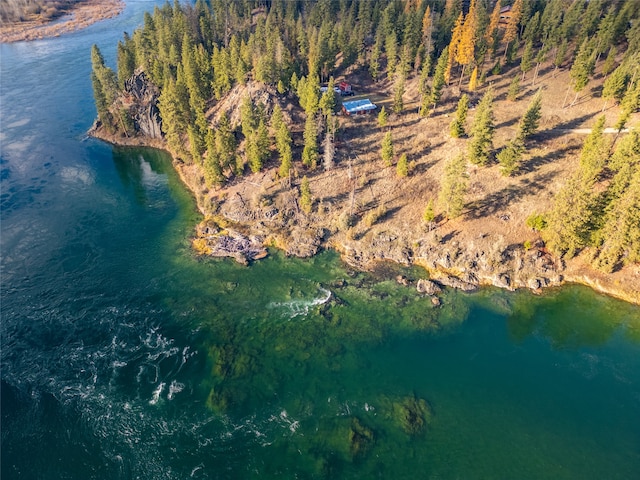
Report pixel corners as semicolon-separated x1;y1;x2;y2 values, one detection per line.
88;47;639;306
90;116;640;306
0;0;123;43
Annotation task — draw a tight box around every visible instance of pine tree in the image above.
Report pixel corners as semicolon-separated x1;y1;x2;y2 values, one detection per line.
276;122;293;178
215;113;237;174
507;75;520;101
116;34;136;88
579;115;609;183
319;77;337;117
385;32;398;77
439;153;468;219
469;88;495;165
497;138;524;176
299;176;312;214
91;44;118;131
423;199;435;224
369;34;382;81
378;106;388;128
427;46;448;113
593;168;640;272
569;38;597;106
544;174;596;258
396;153;409;177
381;131;394;167
204;128;224;187
450;94;469;138
517;90;543;141
302;114;318;169
520;40;534;81
393;73;405;114
601;46;617;78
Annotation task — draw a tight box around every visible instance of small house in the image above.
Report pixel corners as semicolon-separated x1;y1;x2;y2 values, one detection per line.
342;99;377;116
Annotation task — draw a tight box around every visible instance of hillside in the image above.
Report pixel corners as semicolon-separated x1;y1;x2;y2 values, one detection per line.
89;0;640;303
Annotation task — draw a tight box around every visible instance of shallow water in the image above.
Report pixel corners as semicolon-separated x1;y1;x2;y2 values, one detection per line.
2;2;640;479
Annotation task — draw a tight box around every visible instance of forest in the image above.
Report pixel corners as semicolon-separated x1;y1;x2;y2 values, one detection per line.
91;0;640;278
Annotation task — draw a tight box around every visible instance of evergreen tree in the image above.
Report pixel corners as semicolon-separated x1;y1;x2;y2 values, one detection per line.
601;46;618;78
215;113;237;174
450;94;469;138
497;138;524;176
520;40;534;81
569;38;597;106
396;153;409;177
593;167;640;272
438;153;468;219
91;44;118;131
469;88;495;165
385;32;398;78
302;114;318;169
544;174;596;258
299;176;312;214
517;90;543;141
378;106;388;128
369;33;382;81
381;131;394;167
319;77;337;117
276;121;293;179
424;46;448;115
579;115;609;183
393;73;405;114
204;128;224;187
423;199;435;224
116;34;136;88
507;75;520;101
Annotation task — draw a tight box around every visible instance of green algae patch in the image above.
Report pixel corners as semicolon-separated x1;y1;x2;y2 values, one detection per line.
380;394;434;436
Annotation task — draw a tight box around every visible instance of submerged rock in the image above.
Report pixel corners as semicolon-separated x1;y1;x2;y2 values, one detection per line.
416;279;442;295
436;275;478;292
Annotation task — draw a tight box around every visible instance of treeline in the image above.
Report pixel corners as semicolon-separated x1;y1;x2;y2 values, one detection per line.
91;0;640;270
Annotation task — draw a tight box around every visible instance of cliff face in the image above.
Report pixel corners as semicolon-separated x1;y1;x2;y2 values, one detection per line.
122;70;163;139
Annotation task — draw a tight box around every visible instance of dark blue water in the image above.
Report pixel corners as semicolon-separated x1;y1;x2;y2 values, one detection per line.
2;2;640;479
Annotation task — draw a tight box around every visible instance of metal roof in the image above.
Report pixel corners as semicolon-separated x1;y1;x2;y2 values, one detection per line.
343;99;377;114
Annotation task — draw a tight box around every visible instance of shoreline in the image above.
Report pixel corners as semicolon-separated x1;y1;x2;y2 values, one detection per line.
0;0;124;43
89;126;640;306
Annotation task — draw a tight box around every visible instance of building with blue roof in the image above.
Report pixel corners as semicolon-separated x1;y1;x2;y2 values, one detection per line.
342;99;377;116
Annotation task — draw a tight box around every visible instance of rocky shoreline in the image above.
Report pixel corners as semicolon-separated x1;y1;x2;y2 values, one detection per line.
90;123;639;305
86;64;639;306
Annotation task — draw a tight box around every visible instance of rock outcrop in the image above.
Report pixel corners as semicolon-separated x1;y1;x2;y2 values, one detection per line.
122;70;163;138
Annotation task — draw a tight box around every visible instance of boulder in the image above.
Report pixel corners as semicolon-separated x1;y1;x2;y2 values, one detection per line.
437;275;478;292
416;279;442;295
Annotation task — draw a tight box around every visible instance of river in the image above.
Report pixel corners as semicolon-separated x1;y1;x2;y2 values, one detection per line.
1;2;640;479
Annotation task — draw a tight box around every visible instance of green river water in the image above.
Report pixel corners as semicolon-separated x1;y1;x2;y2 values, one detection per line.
1;2;639;479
